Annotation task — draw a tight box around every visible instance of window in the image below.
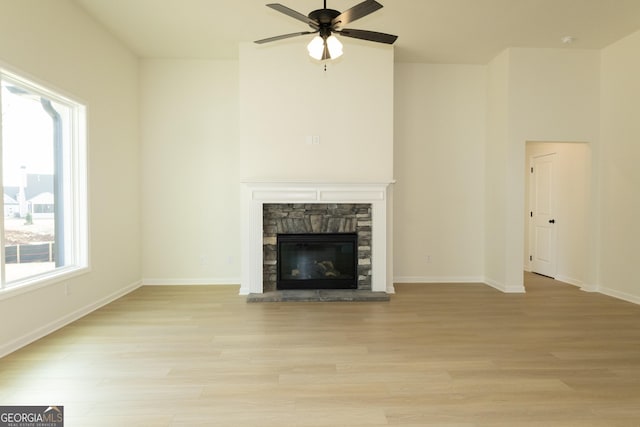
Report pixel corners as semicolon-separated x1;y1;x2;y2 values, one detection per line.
0;68;87;292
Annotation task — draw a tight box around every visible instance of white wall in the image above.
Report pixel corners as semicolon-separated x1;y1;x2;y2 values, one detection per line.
239;42;394;183
509;50;600;143
0;0;140;355
599;30;640;303
486;48;600;292
509;49;601;291
140;59;240;284
394;63;486;282
524;142;591;286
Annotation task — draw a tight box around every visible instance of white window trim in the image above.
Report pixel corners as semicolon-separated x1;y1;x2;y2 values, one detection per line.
0;66;90;298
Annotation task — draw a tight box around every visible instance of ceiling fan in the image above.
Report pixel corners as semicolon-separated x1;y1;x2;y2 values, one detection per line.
254;0;398;61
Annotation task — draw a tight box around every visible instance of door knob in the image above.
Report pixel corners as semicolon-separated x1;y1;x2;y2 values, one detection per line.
549;219;555;224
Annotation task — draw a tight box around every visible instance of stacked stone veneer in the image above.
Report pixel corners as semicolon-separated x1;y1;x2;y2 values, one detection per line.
263;203;372;292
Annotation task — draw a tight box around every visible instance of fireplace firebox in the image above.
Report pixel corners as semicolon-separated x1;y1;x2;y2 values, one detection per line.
277;233;358;290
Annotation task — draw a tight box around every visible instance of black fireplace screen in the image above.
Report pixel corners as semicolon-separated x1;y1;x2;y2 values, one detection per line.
277;233;357;290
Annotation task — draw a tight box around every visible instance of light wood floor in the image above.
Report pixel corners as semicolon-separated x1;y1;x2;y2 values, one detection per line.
2;273;640;426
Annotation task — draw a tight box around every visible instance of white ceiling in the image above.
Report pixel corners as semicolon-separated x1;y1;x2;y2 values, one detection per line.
73;0;640;63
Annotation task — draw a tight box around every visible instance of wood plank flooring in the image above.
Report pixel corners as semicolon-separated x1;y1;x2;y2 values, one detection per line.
2;273;640;426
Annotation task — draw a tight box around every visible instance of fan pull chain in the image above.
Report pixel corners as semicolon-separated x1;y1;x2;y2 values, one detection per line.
324;64;327;72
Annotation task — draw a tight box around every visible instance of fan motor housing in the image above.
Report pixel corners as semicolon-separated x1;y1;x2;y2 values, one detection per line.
308;9;341;28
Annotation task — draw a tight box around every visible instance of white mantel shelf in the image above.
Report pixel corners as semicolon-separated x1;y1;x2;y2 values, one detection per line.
240;181;394;295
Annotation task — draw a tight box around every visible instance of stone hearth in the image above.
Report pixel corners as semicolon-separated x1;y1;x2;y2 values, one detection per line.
246;289;390;302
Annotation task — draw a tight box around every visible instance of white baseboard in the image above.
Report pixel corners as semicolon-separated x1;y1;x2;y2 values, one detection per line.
554;275;601;293
555;275;584;288
0;280;142;359
598;286;640;306
484;278;504;292
579;283;599;292
485;278;526;293
142;278;241;286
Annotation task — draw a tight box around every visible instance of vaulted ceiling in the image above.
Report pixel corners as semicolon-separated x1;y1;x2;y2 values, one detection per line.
73;0;640;63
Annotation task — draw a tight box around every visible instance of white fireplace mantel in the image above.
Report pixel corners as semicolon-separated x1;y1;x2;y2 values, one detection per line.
240;181;394;295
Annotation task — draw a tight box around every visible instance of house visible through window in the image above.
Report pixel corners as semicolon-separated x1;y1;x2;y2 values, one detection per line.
0;69;87;290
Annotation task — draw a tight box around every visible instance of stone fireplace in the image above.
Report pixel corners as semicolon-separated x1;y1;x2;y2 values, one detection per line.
240;181;393;295
263;203;372;292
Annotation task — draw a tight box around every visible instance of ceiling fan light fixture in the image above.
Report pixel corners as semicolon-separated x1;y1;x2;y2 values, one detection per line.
307;34;343;60
326;35;343;59
307;35;325;60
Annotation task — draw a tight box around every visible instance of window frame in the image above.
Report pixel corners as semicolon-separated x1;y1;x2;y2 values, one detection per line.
0;66;89;299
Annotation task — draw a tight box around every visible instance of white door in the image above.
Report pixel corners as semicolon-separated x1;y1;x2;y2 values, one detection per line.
530;153;557;278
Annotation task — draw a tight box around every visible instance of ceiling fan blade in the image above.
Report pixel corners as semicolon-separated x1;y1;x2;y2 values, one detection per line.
337;28;398;44
255;31;316;44
266;3;319;29
331;0;383;28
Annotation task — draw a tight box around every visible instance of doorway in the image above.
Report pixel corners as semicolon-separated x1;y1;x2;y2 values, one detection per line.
529;153;557;277
524;142;591;286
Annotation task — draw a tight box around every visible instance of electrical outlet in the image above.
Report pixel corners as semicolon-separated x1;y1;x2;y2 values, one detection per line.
425;255;432;263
